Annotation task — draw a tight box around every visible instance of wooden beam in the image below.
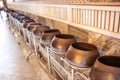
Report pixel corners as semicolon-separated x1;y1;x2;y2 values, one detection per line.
2;0;7;8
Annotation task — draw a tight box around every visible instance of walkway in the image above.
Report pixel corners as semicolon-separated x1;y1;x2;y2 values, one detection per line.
0;12;53;80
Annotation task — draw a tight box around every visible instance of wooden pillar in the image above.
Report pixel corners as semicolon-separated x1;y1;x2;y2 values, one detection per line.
2;0;7;8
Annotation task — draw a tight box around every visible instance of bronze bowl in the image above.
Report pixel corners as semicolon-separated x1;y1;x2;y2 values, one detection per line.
65;42;99;68
23;21;35;28
21;18;33;23
90;56;120;80
8;10;16;16
16;14;25;20
12;12;20;19
33;26;50;36
17;15;25;21
41;29;61;46
22;21;35;36
27;23;42;26
50;34;76;52
27;23;42;32
19;16;30;23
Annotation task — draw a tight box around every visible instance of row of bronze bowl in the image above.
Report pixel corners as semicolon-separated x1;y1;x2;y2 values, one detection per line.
49;34;99;67
6;8;120;80
41;31;120;80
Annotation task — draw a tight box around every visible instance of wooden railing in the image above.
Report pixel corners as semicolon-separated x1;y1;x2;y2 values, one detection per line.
70;5;120;39
13;0;120;5
8;2;120;39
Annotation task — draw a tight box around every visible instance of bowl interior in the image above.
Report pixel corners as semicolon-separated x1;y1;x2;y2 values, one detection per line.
56;34;74;39
44;29;59;33
29;23;42;26
72;42;97;51
98;56;120;68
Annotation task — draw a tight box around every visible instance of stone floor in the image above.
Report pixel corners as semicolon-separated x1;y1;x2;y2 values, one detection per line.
0;12;54;80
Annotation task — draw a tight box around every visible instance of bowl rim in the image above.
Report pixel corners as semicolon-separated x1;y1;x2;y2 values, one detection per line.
93;56;120;74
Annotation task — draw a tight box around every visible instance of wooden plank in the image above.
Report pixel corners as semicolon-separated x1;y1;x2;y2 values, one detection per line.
79;9;81;24
57;7;60;18
65;8;67;21
50;7;52;17
54;7;56;18
61;7;63;19
72;8;75;23
83;9;86;25
75;8;77;23
47;7;50;16
105;11;110;30
67;6;72;22
94;10;98;28
71;8;73;22
114;12;119;32
63;8;67;20
88;10;91;26
101;11;106;29
81;9;83;24
62;8;65;20
84;10;86;25
109;11;115;32
51;7;54;17
73;8;76;23
86;9;89;26
77;8;80;24
59;7;62;19
118;18;120;33
56;7;60;18
98;10;102;29
91;10;94;27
